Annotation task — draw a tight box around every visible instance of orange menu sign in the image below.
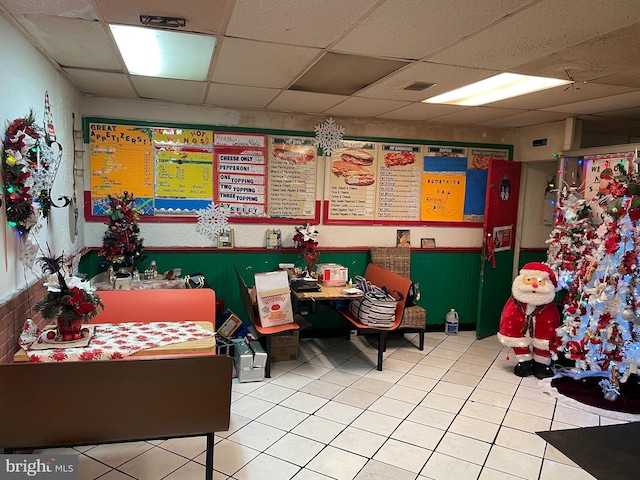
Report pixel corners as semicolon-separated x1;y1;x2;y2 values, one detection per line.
89;124;153;198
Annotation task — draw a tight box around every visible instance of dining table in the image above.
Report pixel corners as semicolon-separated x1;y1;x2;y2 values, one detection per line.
14;320;215;363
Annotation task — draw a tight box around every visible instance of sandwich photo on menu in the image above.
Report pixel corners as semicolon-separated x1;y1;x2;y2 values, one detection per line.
331;148;375;186
272;144;316;163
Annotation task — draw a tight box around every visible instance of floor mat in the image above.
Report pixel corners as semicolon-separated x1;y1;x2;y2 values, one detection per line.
537;422;639;480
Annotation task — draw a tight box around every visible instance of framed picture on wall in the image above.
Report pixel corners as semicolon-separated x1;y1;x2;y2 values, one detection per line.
396;229;411;247
218;229;234;248
421;238;436;249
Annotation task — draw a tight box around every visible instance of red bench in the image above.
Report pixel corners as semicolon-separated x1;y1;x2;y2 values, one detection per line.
338;263;413;371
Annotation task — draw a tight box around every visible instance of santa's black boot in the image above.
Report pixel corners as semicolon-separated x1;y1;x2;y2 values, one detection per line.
513;360;534;377
533;362;554;379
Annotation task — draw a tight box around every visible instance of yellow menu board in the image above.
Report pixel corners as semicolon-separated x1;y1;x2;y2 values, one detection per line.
89;124;153;203
153;128;214;213
421;173;466;221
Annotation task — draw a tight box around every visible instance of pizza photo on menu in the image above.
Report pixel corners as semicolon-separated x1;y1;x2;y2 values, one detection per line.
384;150;416;167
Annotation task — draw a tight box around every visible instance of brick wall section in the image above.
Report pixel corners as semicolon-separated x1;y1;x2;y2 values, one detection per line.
0;283;47;363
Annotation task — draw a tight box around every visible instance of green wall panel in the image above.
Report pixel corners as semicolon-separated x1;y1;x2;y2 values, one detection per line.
80;249;483;333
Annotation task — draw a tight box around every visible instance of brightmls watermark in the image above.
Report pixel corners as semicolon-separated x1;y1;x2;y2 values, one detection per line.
1;455;78;479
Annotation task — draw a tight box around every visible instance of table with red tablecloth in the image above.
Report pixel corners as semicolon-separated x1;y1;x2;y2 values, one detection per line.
15;320;215;363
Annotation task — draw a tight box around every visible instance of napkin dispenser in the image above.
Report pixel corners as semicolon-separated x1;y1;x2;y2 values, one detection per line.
234;339;268;383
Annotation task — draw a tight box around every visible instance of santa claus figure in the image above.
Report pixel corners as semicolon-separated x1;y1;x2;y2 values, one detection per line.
498;262;560;379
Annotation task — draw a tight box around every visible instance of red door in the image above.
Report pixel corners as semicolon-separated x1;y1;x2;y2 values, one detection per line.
476;159;522;338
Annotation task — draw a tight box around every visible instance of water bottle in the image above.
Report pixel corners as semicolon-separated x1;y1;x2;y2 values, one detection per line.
445;308;459;335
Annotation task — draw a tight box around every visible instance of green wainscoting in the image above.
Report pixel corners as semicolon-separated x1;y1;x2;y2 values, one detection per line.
518;249;548;269
80;248;485;334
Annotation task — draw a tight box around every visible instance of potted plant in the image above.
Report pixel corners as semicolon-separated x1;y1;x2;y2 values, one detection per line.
34;252;104;341
293;223;319;276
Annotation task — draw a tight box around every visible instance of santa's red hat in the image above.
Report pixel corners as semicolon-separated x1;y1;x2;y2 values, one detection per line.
519;262;557;288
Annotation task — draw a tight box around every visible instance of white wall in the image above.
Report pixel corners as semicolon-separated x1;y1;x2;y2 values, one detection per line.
81;97;519;250
0;14;83;302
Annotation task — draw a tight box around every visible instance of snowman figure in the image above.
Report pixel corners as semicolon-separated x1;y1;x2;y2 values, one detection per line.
497;262;560;379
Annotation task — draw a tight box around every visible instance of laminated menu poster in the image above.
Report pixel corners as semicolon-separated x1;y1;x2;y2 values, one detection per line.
327;141;377;220
89;123;154;216
153;128;214;214
376;143;423;220
214;132;268;217
421;152;467;222
268;136;317;219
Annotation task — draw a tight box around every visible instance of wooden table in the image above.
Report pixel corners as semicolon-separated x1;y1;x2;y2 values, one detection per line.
14;321;215;362
291;285;363;301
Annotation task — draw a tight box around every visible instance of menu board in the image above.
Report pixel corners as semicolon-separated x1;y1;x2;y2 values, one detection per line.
327;141;377;220
214;132;268;217
154;128;213;213
89;123;154;216
268;137;317;219
87;119;512;225
376;143;422;220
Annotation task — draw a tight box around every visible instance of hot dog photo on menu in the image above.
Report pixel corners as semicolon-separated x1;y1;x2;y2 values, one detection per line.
331;147;376;186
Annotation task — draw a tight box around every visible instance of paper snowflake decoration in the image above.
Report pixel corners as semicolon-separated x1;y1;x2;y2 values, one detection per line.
196;202;230;240
313;117;344;157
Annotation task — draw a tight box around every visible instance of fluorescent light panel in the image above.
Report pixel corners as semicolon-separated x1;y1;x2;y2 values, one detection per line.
423;73;573;106
109;24;215;81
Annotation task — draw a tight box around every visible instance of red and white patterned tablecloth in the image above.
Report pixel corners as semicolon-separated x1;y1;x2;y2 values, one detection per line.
21;321;215;363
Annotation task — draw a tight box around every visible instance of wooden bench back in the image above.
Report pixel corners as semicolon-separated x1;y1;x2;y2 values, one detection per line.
0;355;232;450
89;289;216;324
363;263;413;324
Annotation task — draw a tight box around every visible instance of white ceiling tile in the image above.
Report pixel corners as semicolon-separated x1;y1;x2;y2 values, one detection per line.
226;0;378;48
212;37;320;88
97;0;235;34
332;0;532;60
512;24;640;83
131;76;207;104
324;97;411;117
20;15;123;69
541;91;640;115
357;62;498;101
480;110;572;128
377;102;462;121
0;0;99;18
427;0;640;70
266;90;347;114
205;83;280;109
63;69;137;98
430;107;528;124
490;83;637;110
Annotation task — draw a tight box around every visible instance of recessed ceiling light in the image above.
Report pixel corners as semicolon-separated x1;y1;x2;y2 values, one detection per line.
109;24;216;81
422;73;573;106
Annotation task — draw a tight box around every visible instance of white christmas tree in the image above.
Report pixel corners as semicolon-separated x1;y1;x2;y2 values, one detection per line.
548;163;640;400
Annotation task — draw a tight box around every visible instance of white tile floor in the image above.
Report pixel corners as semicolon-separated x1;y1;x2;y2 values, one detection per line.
37;331;618;479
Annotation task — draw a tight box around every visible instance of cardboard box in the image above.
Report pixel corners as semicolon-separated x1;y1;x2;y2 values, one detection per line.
254;270;294;327
218;310;243;337
270;330;300;362
316;264;348;287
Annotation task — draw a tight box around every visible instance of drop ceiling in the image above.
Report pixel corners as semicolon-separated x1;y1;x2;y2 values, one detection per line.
2;0;640;139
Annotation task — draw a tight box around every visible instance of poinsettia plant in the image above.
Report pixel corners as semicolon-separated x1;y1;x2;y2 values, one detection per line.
34;251;103;326
293;223;319;252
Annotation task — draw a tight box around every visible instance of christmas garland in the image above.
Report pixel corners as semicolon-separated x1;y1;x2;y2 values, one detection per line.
2;110;41;235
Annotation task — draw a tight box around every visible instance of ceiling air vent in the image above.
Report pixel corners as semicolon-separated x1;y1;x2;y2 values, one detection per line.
402;82;435;91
